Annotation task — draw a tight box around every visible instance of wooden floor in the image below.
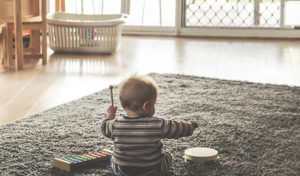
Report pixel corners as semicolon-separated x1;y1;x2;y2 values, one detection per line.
0;36;300;126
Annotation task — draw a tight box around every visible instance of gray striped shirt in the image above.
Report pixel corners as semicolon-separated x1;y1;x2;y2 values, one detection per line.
101;115;196;167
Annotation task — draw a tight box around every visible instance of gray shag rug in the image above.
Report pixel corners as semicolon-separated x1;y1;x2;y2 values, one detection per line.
0;73;299;176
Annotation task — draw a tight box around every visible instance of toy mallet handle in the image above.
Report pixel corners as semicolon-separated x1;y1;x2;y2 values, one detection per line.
109;85;114;107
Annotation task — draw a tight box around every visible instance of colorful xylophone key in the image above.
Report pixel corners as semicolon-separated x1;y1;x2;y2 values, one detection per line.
53;149;112;172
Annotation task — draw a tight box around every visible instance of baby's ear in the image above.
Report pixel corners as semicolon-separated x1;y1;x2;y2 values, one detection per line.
142;101;150;111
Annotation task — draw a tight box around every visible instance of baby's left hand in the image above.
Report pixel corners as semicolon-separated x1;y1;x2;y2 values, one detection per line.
188;120;198;128
107;105;118;119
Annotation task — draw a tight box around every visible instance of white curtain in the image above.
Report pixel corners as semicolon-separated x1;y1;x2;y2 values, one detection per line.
49;0;175;27
64;0;121;14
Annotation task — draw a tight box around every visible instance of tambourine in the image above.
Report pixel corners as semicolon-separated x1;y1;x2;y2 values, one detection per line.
184;147;218;164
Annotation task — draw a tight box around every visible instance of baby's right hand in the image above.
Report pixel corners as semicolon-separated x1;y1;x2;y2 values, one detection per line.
188;120;198;128
107;105;118;119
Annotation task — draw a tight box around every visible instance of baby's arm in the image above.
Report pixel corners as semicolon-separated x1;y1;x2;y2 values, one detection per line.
100;105;118;139
161;118;198;139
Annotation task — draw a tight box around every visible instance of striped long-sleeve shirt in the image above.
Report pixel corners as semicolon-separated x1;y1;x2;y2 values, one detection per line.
101;115;196;167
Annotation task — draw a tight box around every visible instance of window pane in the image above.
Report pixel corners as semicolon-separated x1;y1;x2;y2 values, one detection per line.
185;0;281;28
285;1;300;26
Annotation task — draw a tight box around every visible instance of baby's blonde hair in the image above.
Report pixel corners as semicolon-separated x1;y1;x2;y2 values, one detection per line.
119;75;158;111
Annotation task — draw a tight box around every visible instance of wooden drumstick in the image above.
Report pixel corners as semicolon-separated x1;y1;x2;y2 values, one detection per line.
109;85;114;106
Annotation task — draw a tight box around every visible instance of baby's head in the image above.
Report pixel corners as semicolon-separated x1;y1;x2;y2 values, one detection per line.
119;75;158;117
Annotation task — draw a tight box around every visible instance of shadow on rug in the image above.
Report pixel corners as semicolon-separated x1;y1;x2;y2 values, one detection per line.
0;73;299;176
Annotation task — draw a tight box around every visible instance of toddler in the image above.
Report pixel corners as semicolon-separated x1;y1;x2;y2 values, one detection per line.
101;75;198;176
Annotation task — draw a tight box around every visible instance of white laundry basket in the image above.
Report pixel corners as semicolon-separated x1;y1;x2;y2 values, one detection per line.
47;12;125;54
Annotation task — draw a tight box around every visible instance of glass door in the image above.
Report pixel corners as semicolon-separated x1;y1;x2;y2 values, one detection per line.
178;0;300;37
184;0;282;28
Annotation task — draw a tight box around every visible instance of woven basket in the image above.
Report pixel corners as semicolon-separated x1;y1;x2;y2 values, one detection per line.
47;12;125;54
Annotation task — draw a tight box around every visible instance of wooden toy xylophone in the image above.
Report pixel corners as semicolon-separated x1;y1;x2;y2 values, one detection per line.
53;149;112;172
